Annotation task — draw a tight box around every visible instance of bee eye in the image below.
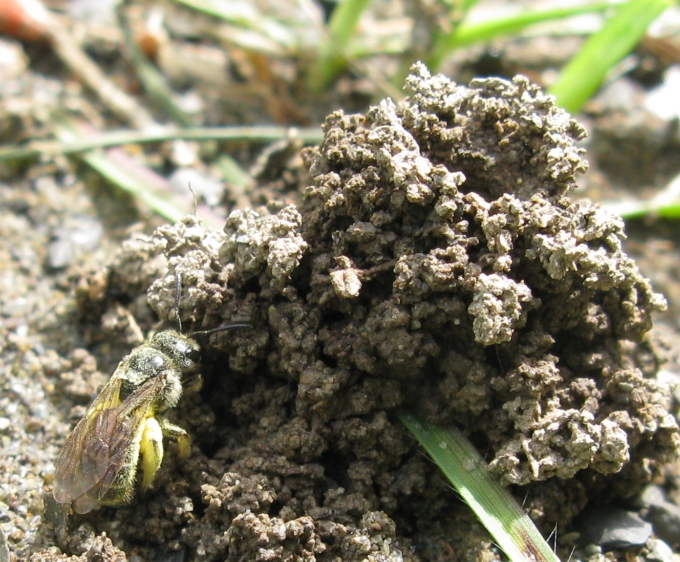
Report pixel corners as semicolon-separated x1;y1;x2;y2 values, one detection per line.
187;349;201;363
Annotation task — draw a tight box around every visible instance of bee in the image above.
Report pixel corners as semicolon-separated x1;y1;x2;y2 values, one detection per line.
53;308;249;514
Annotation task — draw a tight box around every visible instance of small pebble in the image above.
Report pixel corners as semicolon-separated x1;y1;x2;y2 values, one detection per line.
574;506;652;548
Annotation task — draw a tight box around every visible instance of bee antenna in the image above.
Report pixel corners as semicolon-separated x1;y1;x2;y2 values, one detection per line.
190;322;252;337
174;272;183;333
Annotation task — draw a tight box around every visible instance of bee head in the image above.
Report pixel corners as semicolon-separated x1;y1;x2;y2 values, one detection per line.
149;330;202;373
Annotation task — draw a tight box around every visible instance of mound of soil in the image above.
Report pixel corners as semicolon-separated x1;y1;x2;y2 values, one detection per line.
34;64;678;561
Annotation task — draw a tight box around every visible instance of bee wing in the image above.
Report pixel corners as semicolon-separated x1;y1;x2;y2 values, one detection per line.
53;373;165;509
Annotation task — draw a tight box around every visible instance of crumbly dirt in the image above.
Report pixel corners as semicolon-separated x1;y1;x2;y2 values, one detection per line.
3;63;677;562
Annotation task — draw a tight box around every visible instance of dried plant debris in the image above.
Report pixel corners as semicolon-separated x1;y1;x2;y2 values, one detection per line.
41;63;678;561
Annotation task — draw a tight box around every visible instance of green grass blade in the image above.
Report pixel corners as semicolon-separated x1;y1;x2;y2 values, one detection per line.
400;413;560;562
174;0;252;20
51;116;226;227
116;6;194;127
73;147;227;228
603;173;680;219
78;150;186;223
429;2;614;70
549;0;672;113
309;0;372;93
651;205;680;219
0;126;324;162
173;0;297;52
460;0;482;10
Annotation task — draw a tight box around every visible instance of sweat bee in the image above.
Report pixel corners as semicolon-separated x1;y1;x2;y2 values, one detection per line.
53;289;249;514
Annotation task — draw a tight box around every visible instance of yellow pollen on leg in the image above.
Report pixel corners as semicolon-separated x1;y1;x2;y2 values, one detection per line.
139;416;164;490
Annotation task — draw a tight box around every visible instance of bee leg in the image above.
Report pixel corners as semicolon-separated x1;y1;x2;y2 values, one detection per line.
159;418;191;459
139;416;164;490
183;373;203;394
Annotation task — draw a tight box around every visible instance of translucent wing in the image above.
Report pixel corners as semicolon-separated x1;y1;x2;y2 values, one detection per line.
53;372;165;512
